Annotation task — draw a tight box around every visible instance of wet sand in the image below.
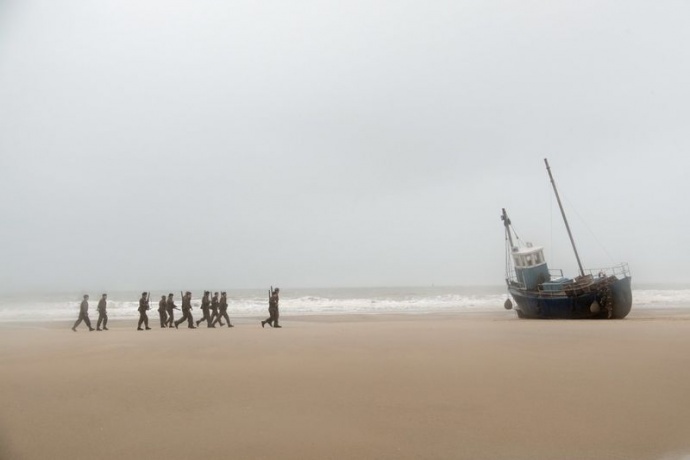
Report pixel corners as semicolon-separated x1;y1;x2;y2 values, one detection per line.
1;310;690;460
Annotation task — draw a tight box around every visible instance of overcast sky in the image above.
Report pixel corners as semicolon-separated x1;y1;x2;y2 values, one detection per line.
1;0;689;292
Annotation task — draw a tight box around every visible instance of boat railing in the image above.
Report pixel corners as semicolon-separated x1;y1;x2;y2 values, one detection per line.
505;267;565;291
506;264;629;292
583;263;630;280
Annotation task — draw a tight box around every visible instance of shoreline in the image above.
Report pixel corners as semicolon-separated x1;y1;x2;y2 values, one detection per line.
1;305;689;329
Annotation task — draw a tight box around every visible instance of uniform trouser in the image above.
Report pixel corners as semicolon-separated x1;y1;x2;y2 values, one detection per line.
265;307;279;326
197;309;210;327
166;309;175;327
158;310;167;327
209;309;219;325
73;312;92;330
175;309;194;328
97;312;108;329
213;311;229;326
138;312;149;329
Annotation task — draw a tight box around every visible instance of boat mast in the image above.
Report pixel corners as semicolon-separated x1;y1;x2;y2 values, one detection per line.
501;208;516;284
544;158;585;277
501;208;515;249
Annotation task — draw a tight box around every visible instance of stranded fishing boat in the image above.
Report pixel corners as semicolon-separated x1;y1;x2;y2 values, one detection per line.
501;159;632;319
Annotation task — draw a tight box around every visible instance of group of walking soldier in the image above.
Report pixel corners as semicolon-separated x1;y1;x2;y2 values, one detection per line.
72;294;109;331
71;288;281;331
137;291;234;330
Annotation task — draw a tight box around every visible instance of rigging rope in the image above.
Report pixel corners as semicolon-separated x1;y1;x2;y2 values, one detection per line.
560;191;616;265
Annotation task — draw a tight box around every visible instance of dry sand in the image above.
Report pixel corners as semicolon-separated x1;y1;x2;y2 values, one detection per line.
1;310;690;460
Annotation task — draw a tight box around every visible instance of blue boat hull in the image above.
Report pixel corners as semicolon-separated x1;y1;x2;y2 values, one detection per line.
508;276;632;319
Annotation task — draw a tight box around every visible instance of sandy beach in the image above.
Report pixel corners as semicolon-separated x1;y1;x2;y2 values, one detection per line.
1;310;690;460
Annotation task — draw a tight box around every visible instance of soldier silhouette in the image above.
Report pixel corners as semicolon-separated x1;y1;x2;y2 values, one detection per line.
137;292;151;331
261;287;281;328
212;291;233;328
72;294;94;332
209;292;221;326
196;291;212;328
96;293;109;331
165;293;178;328
174;291;195;329
158;295;168;328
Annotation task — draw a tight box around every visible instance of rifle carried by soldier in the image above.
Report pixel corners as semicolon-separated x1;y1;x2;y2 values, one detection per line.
262;286;280;328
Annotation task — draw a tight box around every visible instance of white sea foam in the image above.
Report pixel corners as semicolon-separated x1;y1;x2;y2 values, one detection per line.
0;287;688;322
630;289;690;308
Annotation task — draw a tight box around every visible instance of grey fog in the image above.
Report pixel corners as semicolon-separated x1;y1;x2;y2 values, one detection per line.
1;0;689;292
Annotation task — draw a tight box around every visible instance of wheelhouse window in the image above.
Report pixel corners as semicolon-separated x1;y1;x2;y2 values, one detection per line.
514;250;544;267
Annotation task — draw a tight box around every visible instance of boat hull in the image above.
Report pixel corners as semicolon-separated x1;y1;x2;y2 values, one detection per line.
509;276;632;319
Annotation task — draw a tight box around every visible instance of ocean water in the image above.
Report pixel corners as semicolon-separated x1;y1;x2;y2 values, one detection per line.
0;285;689;323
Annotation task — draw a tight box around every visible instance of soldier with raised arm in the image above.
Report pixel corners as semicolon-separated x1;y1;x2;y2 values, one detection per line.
261;287;281;328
